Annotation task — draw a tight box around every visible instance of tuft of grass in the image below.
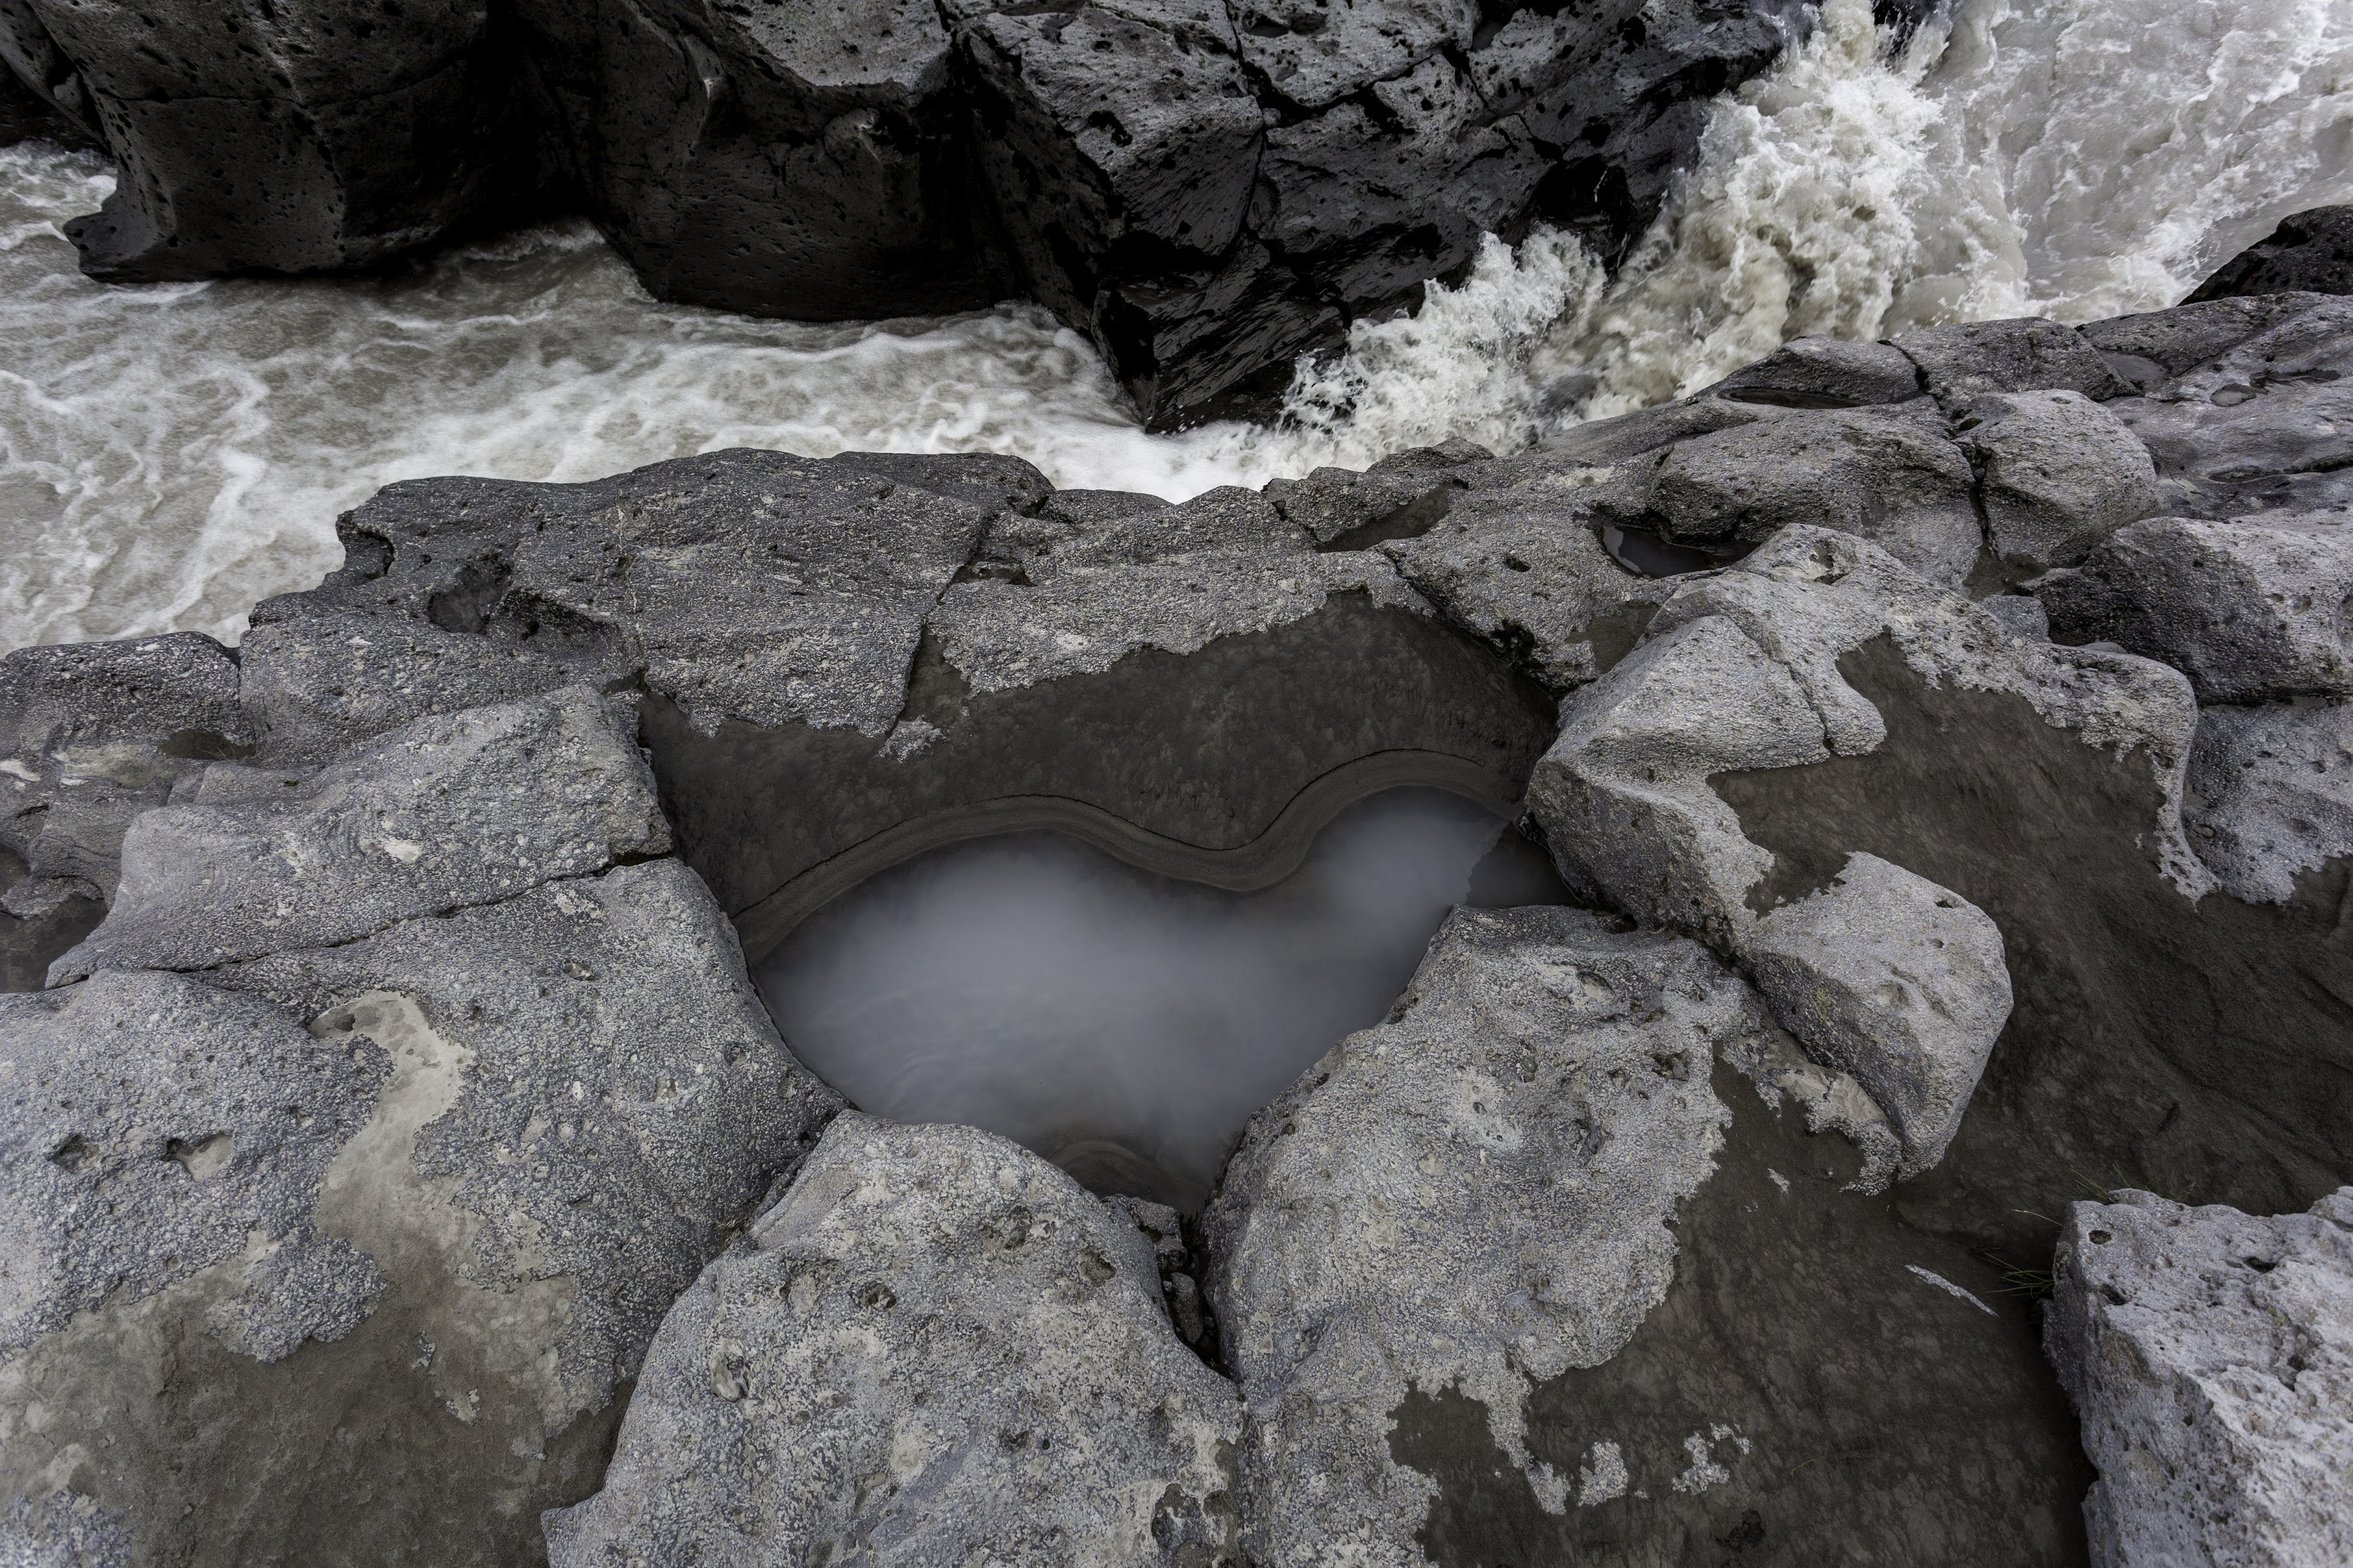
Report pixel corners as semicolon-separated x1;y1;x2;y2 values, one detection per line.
1976;1250;2055;1301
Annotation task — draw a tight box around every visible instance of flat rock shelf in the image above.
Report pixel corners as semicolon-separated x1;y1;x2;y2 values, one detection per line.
5;230;2353;1567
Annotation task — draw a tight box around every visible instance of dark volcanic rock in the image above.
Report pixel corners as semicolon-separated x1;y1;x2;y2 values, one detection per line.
2188;205;2353;303
0;40;93;148
12;0;529;279
512;0;1009;320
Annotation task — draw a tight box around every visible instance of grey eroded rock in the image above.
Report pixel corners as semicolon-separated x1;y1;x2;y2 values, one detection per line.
2037;514;2353;702
1959;390;2162;571
2105;294;2353;520
15;0;524;279
1892;316;2134;409
52;685;667;981
1633;403;1983;584
1697;334;1924;409
1381;475;1668;689
544;1113;1241;1567
2046;1188;2353;1568
929;485;1427;693
1742;852;2012;1177
243;449;1003;760
0;969;388;1360
2188;205;2353;303
1533;524;2211;953
2183;701;2353;904
3;857;840;1567
0;632;250;899
1204;907;1751;1563
2079;294;2340;386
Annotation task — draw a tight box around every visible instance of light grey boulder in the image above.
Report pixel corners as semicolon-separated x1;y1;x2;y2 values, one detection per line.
2046;1187;2353;1568
1533;524;2213;951
1742;852;2012;1178
1981;593;2053;641
1203;906;1756;1564
1697;334;1924;409
1637;403;1983;584
543;1113;1241;1568
1381;479;1669;688
2037;514;2353;703
0;632;251;899
1892;316;2134;408
2107;294;2353;521
1262;464;1464;549
2079;294;2336;385
2182;702;2353;904
1535;394;1773;466
51;685;667;982
1960;389;2162;571
3;856;840;1568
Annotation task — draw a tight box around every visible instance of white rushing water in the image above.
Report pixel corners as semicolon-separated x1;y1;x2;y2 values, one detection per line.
5;0;2350;654
755;790;1566;1211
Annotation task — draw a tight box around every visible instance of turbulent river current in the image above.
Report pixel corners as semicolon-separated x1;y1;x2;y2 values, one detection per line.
3;0;2349;656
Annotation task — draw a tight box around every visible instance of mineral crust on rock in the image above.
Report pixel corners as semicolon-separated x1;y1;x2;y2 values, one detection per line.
2038;514;2353;703
1;857;839;1567
545;1113;1241;1567
51;684;669;981
2047;1188;2353;1568
1204;907;1751;1563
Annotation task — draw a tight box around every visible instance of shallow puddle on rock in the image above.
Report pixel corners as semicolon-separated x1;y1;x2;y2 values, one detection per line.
755;788;1568;1210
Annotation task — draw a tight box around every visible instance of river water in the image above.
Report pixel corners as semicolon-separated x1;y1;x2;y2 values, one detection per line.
3;0;2348;655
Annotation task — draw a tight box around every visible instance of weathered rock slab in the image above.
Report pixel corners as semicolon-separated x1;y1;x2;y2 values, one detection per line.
2047;1187;2353;1568
52;685;667;981
1204;906;1754;1564
545;1113;1241;1567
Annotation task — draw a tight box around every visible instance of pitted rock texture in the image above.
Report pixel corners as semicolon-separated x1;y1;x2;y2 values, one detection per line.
2184;701;2353;905
1742;851;2011;1178
242;448;1009;762
2046;1188;2353;1568
544;1113;1242;1568
0;631;251;901
2037;514;2353;704
2;858;839;1568
1959;389;2162;573
5;0;527;281
1533;524;2209;953
3;1;1868;425
1203;907;1756;1565
2104;295;2353;521
51;685;667;982
2188;205;2353;303
1891;316;2134;410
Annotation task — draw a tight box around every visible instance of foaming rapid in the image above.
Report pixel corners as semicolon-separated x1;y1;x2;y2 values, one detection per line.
5;0;2350;653
754;789;1566;1211
1291;0;2353;447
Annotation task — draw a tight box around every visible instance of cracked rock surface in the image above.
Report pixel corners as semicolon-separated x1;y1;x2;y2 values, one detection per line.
1204;907;1752;1564
2047;1188;2353;1568
3;859;838;1567
51;685;669;982
545;1113;1243;1568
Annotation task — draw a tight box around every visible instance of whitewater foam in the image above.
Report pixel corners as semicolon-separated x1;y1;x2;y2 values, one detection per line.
5;0;2349;654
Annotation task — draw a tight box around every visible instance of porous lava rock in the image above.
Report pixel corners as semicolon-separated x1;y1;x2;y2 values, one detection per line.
2046;1187;2353;1568
543;1114;1243;1566
8;291;2353;1566
2038;514;2353;703
2188;204;2353;303
1;858;839;1568
1;0;528;279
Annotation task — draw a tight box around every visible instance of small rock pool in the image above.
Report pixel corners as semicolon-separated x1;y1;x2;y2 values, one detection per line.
755;788;1566;1210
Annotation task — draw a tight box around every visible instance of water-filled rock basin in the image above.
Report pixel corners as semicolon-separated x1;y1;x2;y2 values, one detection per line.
756;788;1566;1209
